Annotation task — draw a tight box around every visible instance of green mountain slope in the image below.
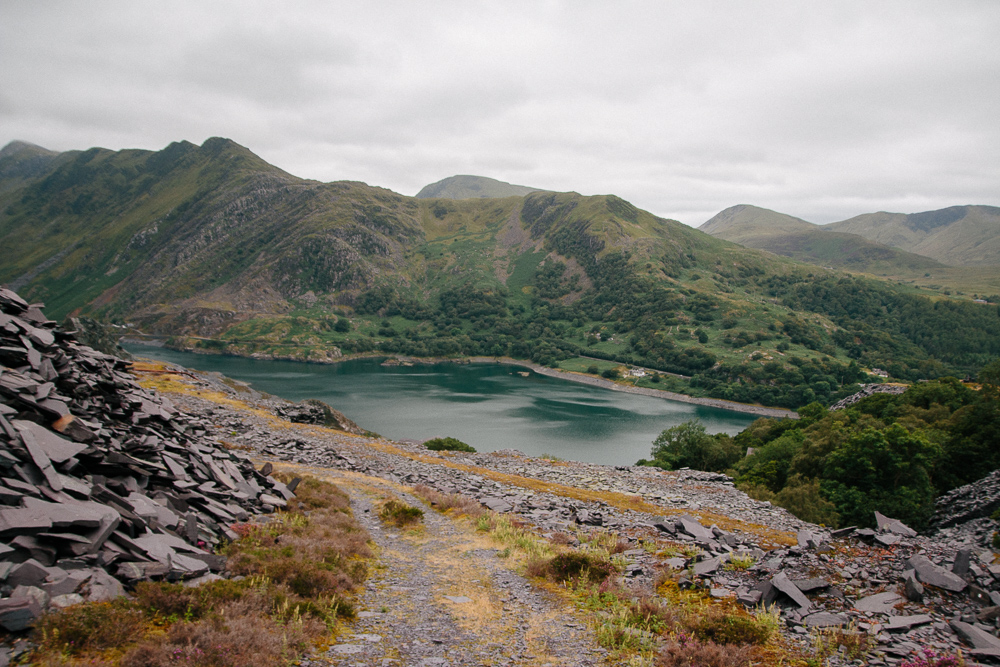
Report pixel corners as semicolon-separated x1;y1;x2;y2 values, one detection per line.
827;205;1000;267
2;139;999;410
700;205;944;273
416;175;543;199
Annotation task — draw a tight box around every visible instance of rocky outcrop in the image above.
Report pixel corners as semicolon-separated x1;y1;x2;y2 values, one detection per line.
0;289;293;632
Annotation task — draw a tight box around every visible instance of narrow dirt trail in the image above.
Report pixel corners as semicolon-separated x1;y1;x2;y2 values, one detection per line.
286;465;608;667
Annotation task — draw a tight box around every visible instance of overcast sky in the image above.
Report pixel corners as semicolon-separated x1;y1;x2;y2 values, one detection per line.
2;2;998;226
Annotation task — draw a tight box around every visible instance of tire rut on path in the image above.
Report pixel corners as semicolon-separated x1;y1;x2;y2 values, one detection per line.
289;466;608;667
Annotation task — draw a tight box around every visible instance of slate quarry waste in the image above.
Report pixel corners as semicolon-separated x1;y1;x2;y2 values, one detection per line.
0;288;293;633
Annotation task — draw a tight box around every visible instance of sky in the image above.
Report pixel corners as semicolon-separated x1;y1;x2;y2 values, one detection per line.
2;1;998;227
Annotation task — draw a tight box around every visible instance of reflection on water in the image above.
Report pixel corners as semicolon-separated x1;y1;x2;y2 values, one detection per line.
124;346;757;466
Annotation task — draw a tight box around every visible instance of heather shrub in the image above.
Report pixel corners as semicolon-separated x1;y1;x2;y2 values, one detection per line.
526;550;616;584
691;606;772;646
379;498;424;527
657;633;754;667
120;609;318;667
34;599;147;656
900;648;966;667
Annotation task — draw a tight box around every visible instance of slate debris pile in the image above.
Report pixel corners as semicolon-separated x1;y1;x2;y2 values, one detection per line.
829;383;908;411
0;289;293;633
931;469;1000;532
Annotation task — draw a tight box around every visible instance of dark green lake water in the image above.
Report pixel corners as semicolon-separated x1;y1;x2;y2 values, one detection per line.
124;345;757;466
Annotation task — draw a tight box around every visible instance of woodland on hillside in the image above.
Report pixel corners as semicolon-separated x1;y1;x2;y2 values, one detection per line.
639;361;1000;531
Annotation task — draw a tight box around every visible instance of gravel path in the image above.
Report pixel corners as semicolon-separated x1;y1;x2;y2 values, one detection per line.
291;467;607;667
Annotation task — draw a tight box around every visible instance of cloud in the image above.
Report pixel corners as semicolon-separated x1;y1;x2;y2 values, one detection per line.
1;0;998;226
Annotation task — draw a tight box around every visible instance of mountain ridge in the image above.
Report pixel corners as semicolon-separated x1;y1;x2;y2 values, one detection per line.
701;203;1000;269
2;138;1000;410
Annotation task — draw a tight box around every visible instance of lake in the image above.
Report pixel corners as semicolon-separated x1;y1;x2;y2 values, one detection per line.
124;345;758;466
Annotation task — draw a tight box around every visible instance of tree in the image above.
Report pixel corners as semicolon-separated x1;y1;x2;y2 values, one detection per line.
647;420;740;472
821;424;939;529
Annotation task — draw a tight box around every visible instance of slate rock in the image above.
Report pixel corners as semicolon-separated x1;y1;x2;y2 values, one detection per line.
874;511;917;537
854;591;903;614
771;572;811;610
887;614;933;631
903;570;925;602
908;554;968;592
802;612;848;628
0;596;42;631
677;516;715;541
953;548;973;578
951;620;1000;650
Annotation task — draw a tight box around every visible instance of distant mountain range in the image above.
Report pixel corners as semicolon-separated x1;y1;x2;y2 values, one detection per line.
1;137;999;409
416;175;543;199
700;204;1000;268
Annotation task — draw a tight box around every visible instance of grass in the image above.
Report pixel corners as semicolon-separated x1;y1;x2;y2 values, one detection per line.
26;474;371;667
809;621;874;664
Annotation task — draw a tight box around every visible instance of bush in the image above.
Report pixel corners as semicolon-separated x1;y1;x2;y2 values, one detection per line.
587;364;600;374
379;499;424;527
424;436;476;453
601;368;620;380
526;550;616;584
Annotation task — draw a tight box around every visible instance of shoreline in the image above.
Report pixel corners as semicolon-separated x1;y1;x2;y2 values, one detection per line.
123;340;796;420
464;357;798;420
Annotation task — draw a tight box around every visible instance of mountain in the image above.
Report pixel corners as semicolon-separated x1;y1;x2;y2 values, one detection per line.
827;205;1000;267
699;204;815;242
700;205;944;273
2;138;999;410
416;175;543;199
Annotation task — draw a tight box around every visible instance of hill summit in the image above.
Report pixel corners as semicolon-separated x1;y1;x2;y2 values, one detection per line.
416;174;543;199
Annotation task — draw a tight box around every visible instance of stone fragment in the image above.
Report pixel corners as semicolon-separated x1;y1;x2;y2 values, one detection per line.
953;548;973;577
11;420;86;463
874;511;917;536
792;577;830;592
6;559;52;588
802;612;848;628
854;591;902;614
903;570;924;602
907;554;968;592
950;620;1000;650
677;516;715;541
50;593;85;609
85;568;125;602
0;597;42;632
693;557;721;577
771;572;811;610
887;614;933;631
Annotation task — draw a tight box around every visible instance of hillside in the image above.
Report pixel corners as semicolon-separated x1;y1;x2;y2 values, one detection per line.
415;174;543;199
828;205;1000;267
700;205;944;273
2;138;1000;410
